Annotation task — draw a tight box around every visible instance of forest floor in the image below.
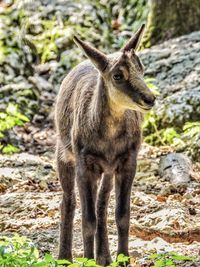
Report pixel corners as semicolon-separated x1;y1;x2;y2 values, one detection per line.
0;127;199;265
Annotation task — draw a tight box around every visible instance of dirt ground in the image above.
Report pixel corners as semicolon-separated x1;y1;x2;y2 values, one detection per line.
0;141;199;264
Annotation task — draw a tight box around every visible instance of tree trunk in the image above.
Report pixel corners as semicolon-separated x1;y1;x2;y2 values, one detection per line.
143;0;200;47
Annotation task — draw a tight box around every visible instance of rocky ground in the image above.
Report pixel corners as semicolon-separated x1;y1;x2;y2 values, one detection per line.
0;144;199;265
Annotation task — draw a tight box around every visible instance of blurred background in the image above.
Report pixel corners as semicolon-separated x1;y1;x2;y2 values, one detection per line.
0;0;199;158
0;0;200;265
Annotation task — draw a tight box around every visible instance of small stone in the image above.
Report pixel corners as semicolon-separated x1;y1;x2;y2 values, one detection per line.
188;207;196;215
159;153;192;185
39;180;48;190
29;75;53;92
183;192;193;199
33;114;45;124
34;63;50;75
43;164;53;170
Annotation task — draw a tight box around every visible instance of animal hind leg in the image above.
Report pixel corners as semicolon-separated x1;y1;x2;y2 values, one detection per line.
57;150;76;261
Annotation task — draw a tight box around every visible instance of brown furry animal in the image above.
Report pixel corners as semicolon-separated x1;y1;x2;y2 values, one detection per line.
55;24;155;265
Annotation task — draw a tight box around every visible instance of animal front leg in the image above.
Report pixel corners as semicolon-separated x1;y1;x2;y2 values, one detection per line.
76;166;98;259
95;173;113;265
115;154;136;258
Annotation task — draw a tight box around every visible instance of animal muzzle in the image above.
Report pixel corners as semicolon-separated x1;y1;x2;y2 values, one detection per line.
142;94;156;108
131;80;156;111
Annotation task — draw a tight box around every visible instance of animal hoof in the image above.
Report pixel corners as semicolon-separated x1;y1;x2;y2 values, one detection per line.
58;253;72;263
96;255;112;266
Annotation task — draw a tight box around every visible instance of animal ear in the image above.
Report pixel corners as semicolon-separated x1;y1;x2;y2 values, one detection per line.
122;24;145;52
73;36;108;72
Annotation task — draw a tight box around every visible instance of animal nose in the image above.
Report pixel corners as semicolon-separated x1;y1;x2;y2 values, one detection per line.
142;95;156;107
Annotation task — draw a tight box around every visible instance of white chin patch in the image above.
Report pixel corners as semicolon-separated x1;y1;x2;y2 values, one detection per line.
128;104;150;113
109;87;151;113
119;101;150;113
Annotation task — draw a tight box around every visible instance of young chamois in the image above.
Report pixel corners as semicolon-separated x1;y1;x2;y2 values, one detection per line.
55;24;155;265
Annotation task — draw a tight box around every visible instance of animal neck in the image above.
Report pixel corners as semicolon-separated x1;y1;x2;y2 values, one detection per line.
107;95;126;118
89;75;125;135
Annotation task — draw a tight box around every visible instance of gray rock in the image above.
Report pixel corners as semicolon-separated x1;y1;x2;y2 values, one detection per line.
140;30;200;100
159;153;192;184
34;63;51;75
29;75;53;92
139;31;200;159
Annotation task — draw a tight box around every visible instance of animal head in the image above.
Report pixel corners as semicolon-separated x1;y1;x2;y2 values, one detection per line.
73;24;156;113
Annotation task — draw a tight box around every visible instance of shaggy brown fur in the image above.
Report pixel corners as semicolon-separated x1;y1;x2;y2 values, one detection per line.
55;24;155;265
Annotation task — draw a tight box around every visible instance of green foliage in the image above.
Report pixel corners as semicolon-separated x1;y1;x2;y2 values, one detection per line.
19;0;148;60
181;122;200;160
0;235;198;267
145;77;160;96
0;234;71;267
183;122;200;138
0;103;29;154
143;79;199;153
0;234;39;267
149;252;197;267
31;19;75;63
144;110;200;149
144;125;182;147
0;235;130;267
0;144;20;154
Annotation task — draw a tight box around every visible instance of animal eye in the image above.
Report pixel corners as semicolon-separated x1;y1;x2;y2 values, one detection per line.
113;73;123;81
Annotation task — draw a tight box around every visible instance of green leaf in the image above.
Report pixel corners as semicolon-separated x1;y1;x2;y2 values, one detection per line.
0;113;7;119
171;255;196;261
154;259;165;267
165;260;174;265
44;253;54;263
57;259;72;265
16;113;29;122
75;257;88;263
117;254;129;263
32;262;47;267
84;259;97;266
110;262;118;267
68;264;80;267
6;103;17;116
149;254;159;259
2;144;20;154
